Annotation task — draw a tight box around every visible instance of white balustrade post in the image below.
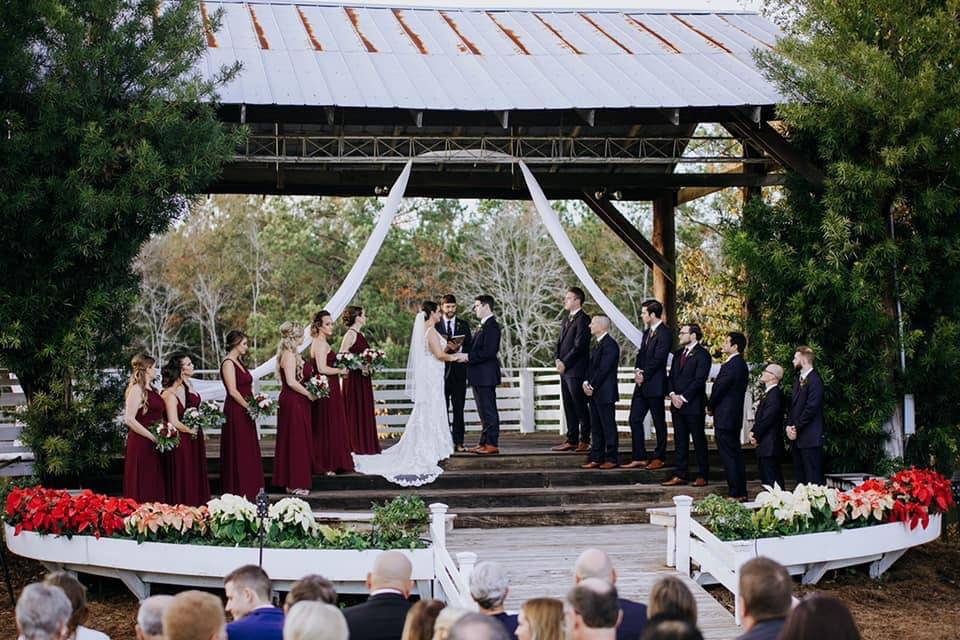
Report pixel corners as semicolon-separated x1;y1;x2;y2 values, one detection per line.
456;551;477;588
673;495;693;576
429;503;448;548
519;369;535;433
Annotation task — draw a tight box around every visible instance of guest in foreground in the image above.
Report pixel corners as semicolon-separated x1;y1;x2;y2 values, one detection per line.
274;321;316;495
469;561;518;639
625;299;671;470
123;353;166;502
449;613;510;640
163;590;226;640
311;311;355;474
564;578;621;640
574;548;647;640
283;602;348;640
44;571;110;640
708;332;749;500
779;595;860;640
735;558;792;640
662;324;711;488
749;364;786;488
224;565;283;640
516;598;564;640
646;576;697;626
640;620;703;640
16;583;71;640
283;575;338;612
162;353;210;506
340;305;382;454
402;599;447;640
220;330;264;500
581;316;621;470
553;286;592;453
787;345;826;485
432;607;471;640
136;595;174;640
344;550;414;640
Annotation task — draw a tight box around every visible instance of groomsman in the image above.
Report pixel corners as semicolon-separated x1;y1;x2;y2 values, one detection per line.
437;294;473;453
708;332;749;499
623;299;672;470
581;316;621;470
750;363;786;488
787;346;825;485
662;324;711;487
464;295;502;455
552;287;592;452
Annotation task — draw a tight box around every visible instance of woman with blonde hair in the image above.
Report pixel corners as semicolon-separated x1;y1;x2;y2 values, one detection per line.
123;353;166;502
310;310;354;474
516;598;563;640
274;321;316;495
283;601;348;640
648;576;697;626
402;599;446;640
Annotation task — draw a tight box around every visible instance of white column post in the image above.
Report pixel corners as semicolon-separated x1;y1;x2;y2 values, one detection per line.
456;551;478;588
429;503;448;548
519;369;535;433
557;371;567;436
673;495;693;576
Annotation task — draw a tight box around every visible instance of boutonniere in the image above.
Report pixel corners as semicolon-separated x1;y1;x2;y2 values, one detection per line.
800;376;808;388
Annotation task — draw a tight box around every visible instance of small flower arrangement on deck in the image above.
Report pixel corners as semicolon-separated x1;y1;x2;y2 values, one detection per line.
124;503;210;543
246;392;276;420
182;401;224;437
153;421;181;453
303;374;331;399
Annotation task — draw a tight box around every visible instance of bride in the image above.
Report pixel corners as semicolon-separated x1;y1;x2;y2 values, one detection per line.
352;300;461;486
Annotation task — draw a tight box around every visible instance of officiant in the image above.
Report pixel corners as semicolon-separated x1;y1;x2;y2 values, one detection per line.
437;294;473;452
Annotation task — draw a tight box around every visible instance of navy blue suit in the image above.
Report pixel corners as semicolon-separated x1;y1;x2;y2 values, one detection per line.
629;323;672;462
226;606;284;640
708;354;749;498
586;333;621;464
343;593;412;640
467;316;502;447
556;309;592;445
751;385;785;488
736;618;785;640
617;598;649;640
437;316;473;447
669;344;711;481
789;369;825;485
492;612;519;640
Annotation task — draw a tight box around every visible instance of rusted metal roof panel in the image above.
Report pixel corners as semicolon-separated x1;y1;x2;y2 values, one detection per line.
200;1;784;110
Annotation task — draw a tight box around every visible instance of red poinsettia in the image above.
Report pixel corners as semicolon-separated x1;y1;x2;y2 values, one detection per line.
888;468;955;530
4;486;138;538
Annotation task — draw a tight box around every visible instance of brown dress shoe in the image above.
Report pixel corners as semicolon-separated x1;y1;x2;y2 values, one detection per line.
552;442;576;452
662;476;688;486
692;478;708;487
581;462;601;469
475;445;500;455
645;459;665;470
621;460;647;469
468;444;484;452
599;462;618;470
575;443;591;452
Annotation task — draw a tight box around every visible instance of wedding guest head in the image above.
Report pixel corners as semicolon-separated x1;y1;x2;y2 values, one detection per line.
163;590;226;640
564;287;586;312
276;321;304;376
127;353;157;408
761;364;784;387
433;607;470;640
343;306;365;329
16;582;72;640
367;550;414;597
738;557;792;635
402;599;446;640
470;561;511;615
640;299;664;326
780;595;860;640
793;345;816;371
647;576;697;625
588;316;611;338
43;572;103;640
724;332;747;356
639;620;703;640
224;564;274;621
422;300;440;323
284;601;348;640
564;578;621;640
441;295;458;319
162;353;194;391
573;549;647;640
448;613;510;640
517;597;564;640
474;295;495;319
284;575;338;612
225;330;249;359
311;311;333;338
136;595;175;640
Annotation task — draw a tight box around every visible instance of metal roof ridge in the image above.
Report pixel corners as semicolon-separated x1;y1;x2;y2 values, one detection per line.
209;1;761;16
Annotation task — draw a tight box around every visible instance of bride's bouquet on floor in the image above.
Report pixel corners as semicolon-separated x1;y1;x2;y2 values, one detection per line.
359;348;387;376
152;421;181;453
246;393;276;420
182;400;224;439
303;373;331;399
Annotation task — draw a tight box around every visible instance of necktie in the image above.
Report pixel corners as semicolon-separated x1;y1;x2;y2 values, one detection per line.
680;348;690;367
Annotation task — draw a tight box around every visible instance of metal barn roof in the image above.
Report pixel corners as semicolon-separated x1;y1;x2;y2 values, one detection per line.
198;1;784;111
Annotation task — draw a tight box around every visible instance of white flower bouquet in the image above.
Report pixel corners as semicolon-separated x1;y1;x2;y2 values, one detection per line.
246;392;276;420
303;374;331;399
182;400;223;438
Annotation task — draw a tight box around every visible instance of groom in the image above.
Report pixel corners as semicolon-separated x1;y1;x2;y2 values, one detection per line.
456;294;502;455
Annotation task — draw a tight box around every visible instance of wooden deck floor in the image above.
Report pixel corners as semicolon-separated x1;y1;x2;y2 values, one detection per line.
447;524;739;640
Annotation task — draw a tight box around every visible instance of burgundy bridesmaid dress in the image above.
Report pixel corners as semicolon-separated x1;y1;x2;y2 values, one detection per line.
219;360;265;500
124;388;167;503
273;359;315;491
312;351;355;473
342;331;381;454
168;390;211;506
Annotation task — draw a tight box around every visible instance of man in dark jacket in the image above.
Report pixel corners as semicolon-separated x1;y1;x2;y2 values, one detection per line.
463;295;503;455
573;549;647;640
553;287;592;452
708;332;750;499
581;316;621;469
343;551;413;640
735;558;792;640
662;324;711;487
437;294;473;452
624;299;672;470
787;345;825;485
750;364;786;488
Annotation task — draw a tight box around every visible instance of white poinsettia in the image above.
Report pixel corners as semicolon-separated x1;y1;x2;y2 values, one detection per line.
207;494;258;523
269;497;319;535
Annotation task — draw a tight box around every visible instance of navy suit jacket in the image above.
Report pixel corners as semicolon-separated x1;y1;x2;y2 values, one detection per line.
736;618;785;640
751;385;785;458
436;316;473;385
708;355;749;432
586;334;621;404
492;612;519;640
343;593;412;640
467;316;502;387
617;598;648;640
634;323;672;398
668;344;711;415
789;369;825;449
226;606;284;640
556;309;591;379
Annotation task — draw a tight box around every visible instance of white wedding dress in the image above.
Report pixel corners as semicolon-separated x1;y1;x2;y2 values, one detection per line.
352;317;453;486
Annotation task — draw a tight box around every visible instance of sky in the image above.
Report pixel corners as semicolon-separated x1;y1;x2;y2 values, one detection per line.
343;0;764;10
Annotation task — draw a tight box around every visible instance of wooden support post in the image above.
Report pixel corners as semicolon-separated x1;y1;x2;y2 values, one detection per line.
740;144;765;330
652;192;677;327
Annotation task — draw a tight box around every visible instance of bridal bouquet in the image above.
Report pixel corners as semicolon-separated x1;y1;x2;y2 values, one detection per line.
153;421;181;453
246;393;276;420
182;400;223;438
303;374;331;399
359;348;387;375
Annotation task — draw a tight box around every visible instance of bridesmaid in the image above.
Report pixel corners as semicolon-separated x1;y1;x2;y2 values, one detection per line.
310;311;354;474
273;321;316;496
122;354;166;503
219;330;265;500
339;306;381;455
161;354;211;506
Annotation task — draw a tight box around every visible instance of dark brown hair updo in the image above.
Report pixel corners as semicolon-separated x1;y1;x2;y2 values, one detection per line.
311;310;332;337
161;354;191;392
421;300;438;317
224;330;248;356
342;305;363;328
